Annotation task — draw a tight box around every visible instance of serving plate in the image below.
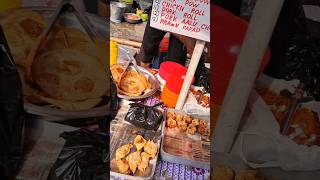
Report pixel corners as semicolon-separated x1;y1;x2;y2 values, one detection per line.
1;7;112;121
116;62;160;100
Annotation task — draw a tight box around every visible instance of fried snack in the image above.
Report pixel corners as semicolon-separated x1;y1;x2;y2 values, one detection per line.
144;140;157;159
166;117;177;128
291;108;320;137
110;64;125;83
18;67;46;104
198;120;208;135
183;115;192;124
32;49;107;101
235;170;265;180
118;71;149;96
126;151;142;174
212;165;235;180
116;144;133;160
45;27;101;60
176;113;183;122
187;124;197;135
116;159;131;175
0;8;47;65
177;120;188;131
134;135;147;151
257;88;278;105
191;119;200;126
110;64;151;96
138;152;151;173
39;96;102;111
167;112;176;120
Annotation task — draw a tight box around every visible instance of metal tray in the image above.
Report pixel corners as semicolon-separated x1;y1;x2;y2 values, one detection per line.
110;121;161;180
116;64;160;100
0;7;111;120
160;108;210;169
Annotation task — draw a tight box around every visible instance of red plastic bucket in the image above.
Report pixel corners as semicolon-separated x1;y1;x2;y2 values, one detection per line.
212;5;271;106
159;61;186;81
165;69;195;94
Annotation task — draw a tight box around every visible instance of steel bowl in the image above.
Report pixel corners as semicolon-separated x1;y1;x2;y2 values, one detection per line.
123;13;141;24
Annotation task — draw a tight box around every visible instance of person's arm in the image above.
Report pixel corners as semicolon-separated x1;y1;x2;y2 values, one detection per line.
136;11;166;68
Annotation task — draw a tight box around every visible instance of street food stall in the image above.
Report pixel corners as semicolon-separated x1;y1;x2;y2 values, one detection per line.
0;0;211;179
108;0;211;179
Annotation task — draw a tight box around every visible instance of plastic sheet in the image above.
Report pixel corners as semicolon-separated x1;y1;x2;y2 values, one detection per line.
47;129;109;180
125;102;163;130
0;26;25;179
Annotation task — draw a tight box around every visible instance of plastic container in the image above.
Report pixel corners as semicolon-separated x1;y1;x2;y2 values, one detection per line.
110;1;126;23
160;109;210;169
166;71;195;94
161;86;178;108
110;40;118;65
159;61;186;81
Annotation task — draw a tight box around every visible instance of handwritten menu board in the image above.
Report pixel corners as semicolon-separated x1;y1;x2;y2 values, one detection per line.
150;0;210;42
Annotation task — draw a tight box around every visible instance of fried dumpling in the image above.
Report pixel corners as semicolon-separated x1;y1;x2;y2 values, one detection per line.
138;152;151;173
116;144;133;160
134;135;147;151
144;140;157;159
116;159;131;175
126;151;142;174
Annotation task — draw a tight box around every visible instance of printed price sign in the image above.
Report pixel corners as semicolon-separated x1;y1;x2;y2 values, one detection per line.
150;0;210;42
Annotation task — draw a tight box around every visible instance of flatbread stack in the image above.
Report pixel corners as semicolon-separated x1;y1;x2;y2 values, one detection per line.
111;64;151;97
0;8;108;111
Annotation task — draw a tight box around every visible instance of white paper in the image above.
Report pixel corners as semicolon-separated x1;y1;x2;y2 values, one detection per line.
150;0;210;42
303;5;320;22
231;90;320;171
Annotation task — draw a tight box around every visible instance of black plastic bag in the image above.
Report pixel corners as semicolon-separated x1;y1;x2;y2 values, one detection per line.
47;129;109;180
0;26;25;179
125;102;163;130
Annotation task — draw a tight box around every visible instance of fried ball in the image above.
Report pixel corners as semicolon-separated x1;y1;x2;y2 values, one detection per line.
187;124;197;135
177;120;188;131
167;118;177;128
183;115;193;124
191;119;200;126
176;113;183;122
167;112;176;120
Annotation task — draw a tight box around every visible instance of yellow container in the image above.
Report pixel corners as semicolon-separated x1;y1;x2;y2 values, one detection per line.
0;0;22;11
110;40;118;66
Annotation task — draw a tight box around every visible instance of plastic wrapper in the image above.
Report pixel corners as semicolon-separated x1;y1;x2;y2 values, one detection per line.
47;129;108;180
125;103;163;130
0;26;25;179
265;0;320;100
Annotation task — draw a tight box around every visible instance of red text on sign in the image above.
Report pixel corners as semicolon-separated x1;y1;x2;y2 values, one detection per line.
183;12;197;21
160;18;179;28
181;19;197;26
190;8;205;16
201;24;210;31
182;25;200;32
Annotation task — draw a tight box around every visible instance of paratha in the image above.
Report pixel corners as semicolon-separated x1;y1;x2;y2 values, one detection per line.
0;8;47;66
32;49;107;101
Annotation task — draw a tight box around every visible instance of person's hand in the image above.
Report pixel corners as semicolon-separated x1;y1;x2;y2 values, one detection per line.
140;62;151;68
